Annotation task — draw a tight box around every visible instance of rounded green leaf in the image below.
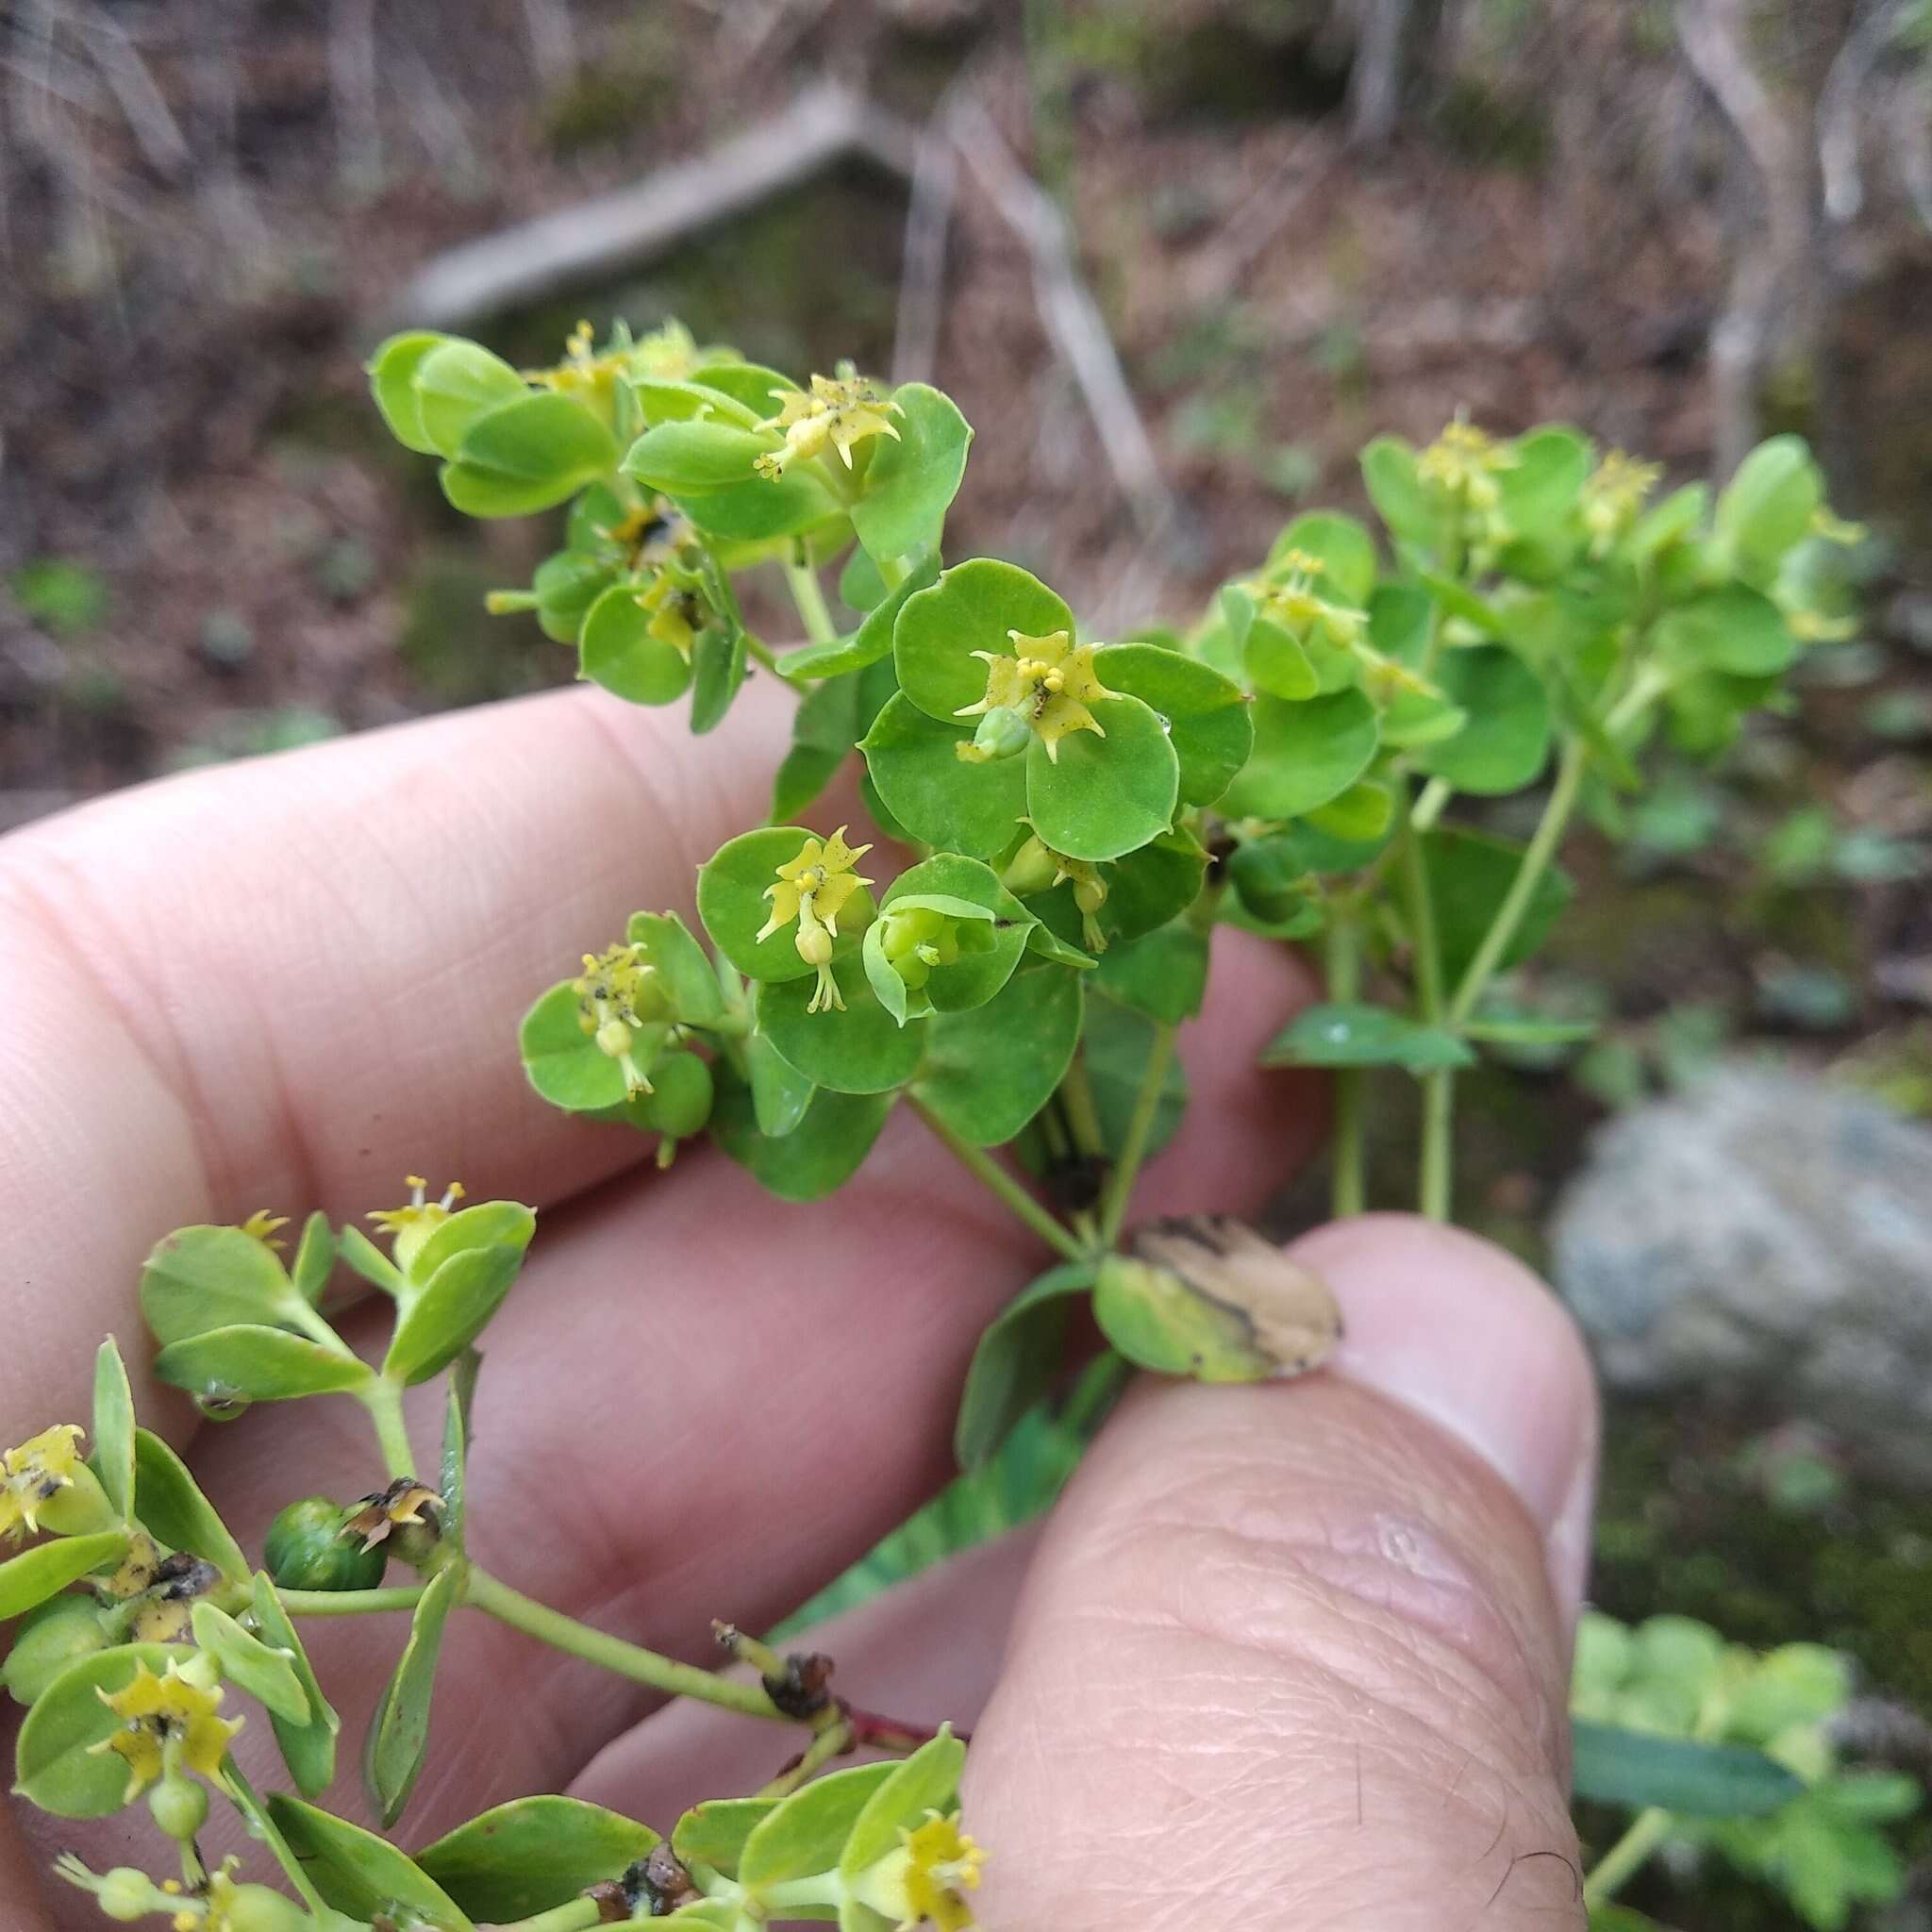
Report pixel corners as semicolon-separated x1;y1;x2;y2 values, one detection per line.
1093;1252;1278;1382
1218;689;1378;821
90;1338;136;1523
0;1530;128;1621
1261;1002;1474;1074
579;581;694;705
1241;608;1321;702
852;383;973;564
1360;436;1440;554
1267;510;1377;606
190;1600;308;1724
15;1643;198;1816
1497;425;1593;537
913;964;1083;1147
709;1071;892;1201
627;910;727;1027
955;1264;1094;1469
154;1325;372;1403
624;1049;715;1141
860;694;1029;860
1427;827;1574;983
683;360;795;416
250;1574;340;1798
1717;435;1823;586
674;1797;776;1880
741;1760;899;1890
418;1796;661;1922
676;471;844;543
698;825;877;984
133;1428;247;1580
1413;645;1552;793
624;418;774;491
368;330;457;455
745;1031;814;1137
632;376;763;428
1094;643;1252;808
268;1791;475;1927
1302;778;1393;844
1025;827;1208;954
442;393;622;519
412;340;526;458
1024;694;1178;862
894;558;1075;724
532;550;619;644
141;1224;314;1346
1093;920;1208;1025
758;959;925;1094
1655;584;1796;677
521;981;631;1112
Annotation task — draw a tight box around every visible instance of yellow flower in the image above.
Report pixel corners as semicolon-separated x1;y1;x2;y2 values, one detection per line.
239;1209;289;1250
89;1658;242;1805
1256;550;1367;651
0;1424;85;1543
639;571;701;658
754;370;902;479
757;827;874;1015
1417;417;1517;509
56;1856;297;1932
342;1477;445;1551
1581;449;1663;556
956;629;1111;763
367;1175;466;1274
854;1811;987;1932
574;941;669;1097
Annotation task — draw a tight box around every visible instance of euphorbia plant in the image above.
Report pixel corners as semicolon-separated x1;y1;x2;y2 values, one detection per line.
0;313;1889;1930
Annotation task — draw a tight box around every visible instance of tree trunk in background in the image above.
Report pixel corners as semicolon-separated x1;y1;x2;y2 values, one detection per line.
1348;0;1409;144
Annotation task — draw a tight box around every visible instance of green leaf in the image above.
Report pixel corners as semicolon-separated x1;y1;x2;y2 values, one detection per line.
13;1642;194;1817
621;1049;715;1141
367;330;457;455
674;1798;776;1881
132;1428;248;1580
1093;920;1208;1024
878;854;1037;1015
386;1203;537;1385
1261;1002;1474;1074
839;1731;967;1881
141;1224;317;1345
894;558;1075;724
579;582;694;705
520;979;633;1113
190;1600;308;1724
1655;584;1797;677
250;1574;339;1797
269;1791;475;1927
532;549;620;644
779;550;940;681
1303;778;1392;843
741;1760;900;1891
1571;1718;1807;1818
745;1030;816;1137
1717;435;1823;587
153;1325;372;1404
290;1211;336;1306
411;341;525;458
860;693;1029;860
338;1224;405;1296
698;824;877;984
852;383;973;564
682;472;845;545
1417;572;1507;640
1268;510;1378;606
773;670;862;822
1095;643;1252;808
1498;425;1593;537
955;1263;1095;1469
90;1338;136;1522
440;1368;473;1547
1028;826;1207;953
441;392;621;518
624;418;773;491
628;910;728;1028
758;959;926;1094
1024;694;1179;862
1361;436;1440;555
0;1531;128;1622
690;607;750;734
1426;827;1574;984
913;964;1083;1147
686;361;795;416
1413;645;1552;794
419;1796;660;1922
1083;994;1188;1160
363;1561;460;1827
1219;688;1379;820
710;1071;893;1201
1232;593;1321;702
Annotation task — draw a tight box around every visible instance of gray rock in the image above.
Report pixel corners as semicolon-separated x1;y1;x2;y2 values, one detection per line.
1551;1065;1932;1477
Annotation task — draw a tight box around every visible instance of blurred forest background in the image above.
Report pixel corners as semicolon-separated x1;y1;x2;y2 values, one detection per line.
4;2;1932;1924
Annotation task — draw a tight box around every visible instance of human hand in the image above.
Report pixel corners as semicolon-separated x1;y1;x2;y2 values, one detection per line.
0;678;1596;1929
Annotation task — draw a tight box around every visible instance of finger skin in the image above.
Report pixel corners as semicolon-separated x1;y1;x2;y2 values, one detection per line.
962;1220;1597;1932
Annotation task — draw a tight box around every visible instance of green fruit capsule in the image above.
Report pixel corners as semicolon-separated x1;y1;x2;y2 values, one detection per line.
223;1886;312;1932
262;1497;387;1592
148;1774;208;1842
1;1593;112;1706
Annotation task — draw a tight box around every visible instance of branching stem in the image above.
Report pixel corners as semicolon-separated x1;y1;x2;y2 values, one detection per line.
1097;1022;1176;1247
784;557;839;645
907;1092;1091;1263
1398;804;1453;1223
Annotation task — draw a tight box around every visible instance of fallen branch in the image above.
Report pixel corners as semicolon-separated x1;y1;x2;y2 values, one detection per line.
1819;0;1910;225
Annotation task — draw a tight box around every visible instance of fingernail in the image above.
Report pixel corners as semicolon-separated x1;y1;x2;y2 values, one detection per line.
1288;1213;1600;1614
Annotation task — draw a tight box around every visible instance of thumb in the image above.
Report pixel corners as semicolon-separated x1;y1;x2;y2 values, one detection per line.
962;1214;1600;1931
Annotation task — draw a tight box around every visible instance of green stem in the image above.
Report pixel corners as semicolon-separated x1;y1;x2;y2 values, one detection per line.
278;1584;425;1617
503;1902;604;1932
359;1376;416;1482
743;631;783;675
784;558;839;645
1097;1023;1176;1247
1325;908;1367;1219
1057;1053;1107;1160
464;1568;783;1721
756;1714;855;1799
1582;1806;1674;1909
1410;774;1454;833
1445;733;1588;1029
222;1766;328;1916
1607;660;1672;737
1398;807;1453;1223
907;1093;1091;1264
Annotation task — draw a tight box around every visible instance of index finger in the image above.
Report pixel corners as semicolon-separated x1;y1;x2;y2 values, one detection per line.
0;677;791;1428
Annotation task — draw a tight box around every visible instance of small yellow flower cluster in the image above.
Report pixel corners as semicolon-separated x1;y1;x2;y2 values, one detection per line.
575;941;668;1096
0;1424;86;1544
367;1175;466;1274
851;1810;987;1932
57;1855;304;1932
1417;417;1518;568
956;629;1111;764
1005;831;1108;951
239;1209;289;1250
1255;549;1367;652
88;1657;242;1806
758;828;873;1013
754;371;902;480
1581;449;1664;557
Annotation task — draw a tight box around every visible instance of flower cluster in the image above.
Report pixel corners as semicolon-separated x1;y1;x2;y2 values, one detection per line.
757;827;874;1013
754;368;902;478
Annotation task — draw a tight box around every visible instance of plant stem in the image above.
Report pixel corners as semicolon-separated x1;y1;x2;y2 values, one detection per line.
756;1713;855;1799
1097;1023;1176;1247
1057;1054;1107;1160
464;1568;783;1722
359;1376;416;1482
743;632;783;675
784;558;839;645
278;1584;425;1617
1411;774;1454;833
504;1902;604;1932
222;1767;329;1917
907;1094;1091;1264
1446;733;1588;1029
1398;808;1454;1223
1325;908;1367;1219
1582;1806;1674;1909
